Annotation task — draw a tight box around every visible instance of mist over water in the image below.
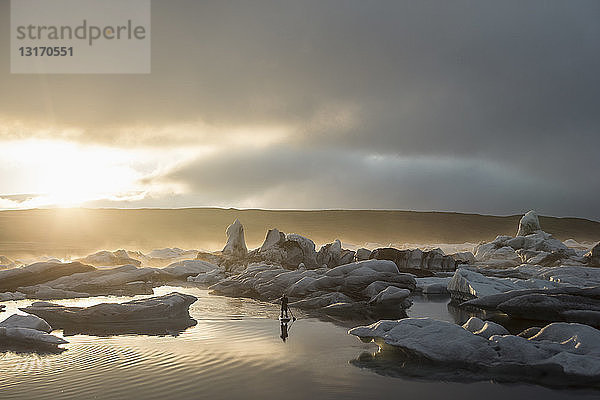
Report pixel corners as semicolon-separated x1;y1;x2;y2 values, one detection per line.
1;209;598;260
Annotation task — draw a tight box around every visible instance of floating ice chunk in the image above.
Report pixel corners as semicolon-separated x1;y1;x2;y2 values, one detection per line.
286;234;318;268
0;261;95;293
222;219;248;257
289;292;353;309
462;317;509;339
163;260;221;278
0;327;68;346
16;285;90;300
0;314;52;332
187;268;225;285
147;248;198;259
415;277;451;294
367;286;411;308
447;268;560;301
0;313;65;348
78;250;141;267
586;242;600;267
20;292;197;327
0;291;26;301
349;317;600;382
350;318;496;364
355;248;372;261
517;210;542;236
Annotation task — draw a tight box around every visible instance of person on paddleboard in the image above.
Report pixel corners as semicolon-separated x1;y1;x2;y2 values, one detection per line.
280;293;289;319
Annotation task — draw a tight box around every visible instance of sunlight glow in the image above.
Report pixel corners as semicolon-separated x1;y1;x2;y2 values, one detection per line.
0;139;195;208
5;140;144;207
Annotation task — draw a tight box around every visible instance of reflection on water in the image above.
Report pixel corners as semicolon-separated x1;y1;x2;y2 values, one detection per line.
351;349;494;384
410;294;548;335
350;350;600;392
445;300;547;334
0;342;66;355
407;294;456;322
351;348;600;390
59;318;198;337
280;321;289;342
0;287;597;399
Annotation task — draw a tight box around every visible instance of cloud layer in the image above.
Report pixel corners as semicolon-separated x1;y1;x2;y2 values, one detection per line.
0;1;598;219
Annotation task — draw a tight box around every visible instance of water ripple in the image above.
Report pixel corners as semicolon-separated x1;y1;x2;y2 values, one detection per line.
0;288;308;400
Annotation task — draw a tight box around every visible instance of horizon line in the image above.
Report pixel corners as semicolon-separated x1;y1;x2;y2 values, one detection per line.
0;206;598;223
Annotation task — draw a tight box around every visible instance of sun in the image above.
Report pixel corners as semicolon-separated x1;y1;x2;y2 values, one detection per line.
1;139;144;208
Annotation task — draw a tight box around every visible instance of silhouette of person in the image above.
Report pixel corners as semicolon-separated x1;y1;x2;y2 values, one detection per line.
280;293;289;318
280;321;289;342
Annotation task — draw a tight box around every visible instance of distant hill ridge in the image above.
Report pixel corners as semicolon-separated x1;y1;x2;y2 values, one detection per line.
0;208;598;258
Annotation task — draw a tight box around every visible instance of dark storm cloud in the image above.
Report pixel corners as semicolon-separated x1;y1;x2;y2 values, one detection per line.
157;144;598;218
0;0;598;218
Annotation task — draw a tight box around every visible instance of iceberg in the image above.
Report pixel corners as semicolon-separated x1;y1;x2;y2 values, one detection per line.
0;313;66;349
349;317;600;386
20;292;197;327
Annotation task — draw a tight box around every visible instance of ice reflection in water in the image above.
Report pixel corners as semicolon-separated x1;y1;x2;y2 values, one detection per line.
0;287;597;399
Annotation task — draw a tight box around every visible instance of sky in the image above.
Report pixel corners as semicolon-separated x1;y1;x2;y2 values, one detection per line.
0;0;599;220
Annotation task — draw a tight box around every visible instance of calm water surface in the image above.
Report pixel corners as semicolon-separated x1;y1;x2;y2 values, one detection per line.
0;287;597;400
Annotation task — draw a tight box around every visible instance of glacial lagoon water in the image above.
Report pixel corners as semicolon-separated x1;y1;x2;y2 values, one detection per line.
0;287;598;400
